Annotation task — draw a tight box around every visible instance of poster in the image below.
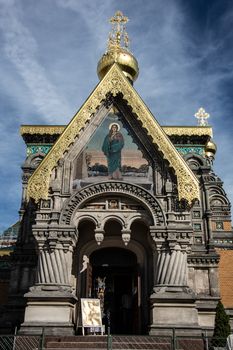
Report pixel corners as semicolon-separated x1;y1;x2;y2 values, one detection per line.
81;298;102;328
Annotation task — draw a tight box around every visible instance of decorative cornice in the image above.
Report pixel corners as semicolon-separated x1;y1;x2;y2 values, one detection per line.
20;125;65;135
163;126;213;137
187;255;220;266
20;125;213;138
26;64;200;203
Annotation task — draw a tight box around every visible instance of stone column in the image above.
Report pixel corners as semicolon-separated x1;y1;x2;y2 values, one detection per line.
37;243;72;285
156;244;188;287
20;226;78;335
153;231;191;291
149;227;199;335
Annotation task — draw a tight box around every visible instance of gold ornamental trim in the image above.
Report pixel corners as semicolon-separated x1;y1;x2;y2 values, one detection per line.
27;64;199;203
20;125;212;137
163;126;213;137
20;125;66;135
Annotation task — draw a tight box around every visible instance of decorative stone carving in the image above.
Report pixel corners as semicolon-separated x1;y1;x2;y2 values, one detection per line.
94;229;104;245
121;229;131;246
60;181;165;226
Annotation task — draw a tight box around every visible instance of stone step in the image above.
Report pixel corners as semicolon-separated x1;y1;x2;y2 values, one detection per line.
46;344;171;349
175;339;205;350
44;335;205;350
45;335;172;349
45;344;107;349
46;336;107;342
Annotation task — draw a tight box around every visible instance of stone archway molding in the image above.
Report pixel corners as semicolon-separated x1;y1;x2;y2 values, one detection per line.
60;181;166;226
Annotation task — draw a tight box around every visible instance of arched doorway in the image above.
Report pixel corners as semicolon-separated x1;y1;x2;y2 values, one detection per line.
73;194;157;335
90;247;139;334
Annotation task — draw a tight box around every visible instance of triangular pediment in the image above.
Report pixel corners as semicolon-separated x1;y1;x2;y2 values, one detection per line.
27;64;199;203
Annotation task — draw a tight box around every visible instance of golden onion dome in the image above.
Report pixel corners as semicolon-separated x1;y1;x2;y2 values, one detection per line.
97;11;139;84
97;47;139;83
205;139;217;158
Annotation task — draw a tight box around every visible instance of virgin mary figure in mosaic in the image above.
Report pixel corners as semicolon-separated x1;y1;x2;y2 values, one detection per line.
102;123;124;180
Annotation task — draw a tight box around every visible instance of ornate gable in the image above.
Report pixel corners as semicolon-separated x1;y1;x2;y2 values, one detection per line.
27;64;199;203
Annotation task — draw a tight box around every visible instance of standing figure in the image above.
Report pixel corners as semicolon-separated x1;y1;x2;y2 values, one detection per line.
102;123;124;179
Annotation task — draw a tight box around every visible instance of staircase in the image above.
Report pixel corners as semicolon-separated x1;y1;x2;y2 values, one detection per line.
44;335;173;350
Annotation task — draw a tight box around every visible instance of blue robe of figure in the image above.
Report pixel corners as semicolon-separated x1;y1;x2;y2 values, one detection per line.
102;130;124;178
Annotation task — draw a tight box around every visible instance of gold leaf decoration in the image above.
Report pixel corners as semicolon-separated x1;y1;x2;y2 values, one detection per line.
163;126;213;137
27;64;199;204
20;125;66;135
20;125;212;137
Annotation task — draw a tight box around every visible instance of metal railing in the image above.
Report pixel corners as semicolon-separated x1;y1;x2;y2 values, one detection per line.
109;334;173;350
175;335;230;350
0;330;231;350
0;335;42;350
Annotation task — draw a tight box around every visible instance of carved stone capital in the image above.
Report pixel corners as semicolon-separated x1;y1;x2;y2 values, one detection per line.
149;226;167;248
167;232;177;250
33;225;78;251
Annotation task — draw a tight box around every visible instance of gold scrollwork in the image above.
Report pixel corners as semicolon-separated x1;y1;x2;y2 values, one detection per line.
27;64;200;204
20;125;212;138
163;126;213;137
20;125;66;135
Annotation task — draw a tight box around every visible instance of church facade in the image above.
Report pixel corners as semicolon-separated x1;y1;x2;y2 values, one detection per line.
1;12;233;336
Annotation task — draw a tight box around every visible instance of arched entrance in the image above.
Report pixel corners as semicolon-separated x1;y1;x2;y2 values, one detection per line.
75;218;153;335
67;186;162;334
90;247;139;334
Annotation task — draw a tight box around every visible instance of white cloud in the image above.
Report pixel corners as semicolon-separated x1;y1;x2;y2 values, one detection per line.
0;0;72;123
56;0;114;50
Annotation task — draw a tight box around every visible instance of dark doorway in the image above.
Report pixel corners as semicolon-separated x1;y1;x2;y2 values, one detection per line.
90;248;140;334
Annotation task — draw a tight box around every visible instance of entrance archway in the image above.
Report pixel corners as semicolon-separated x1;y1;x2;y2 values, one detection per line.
75;213;154;334
90;248;139;334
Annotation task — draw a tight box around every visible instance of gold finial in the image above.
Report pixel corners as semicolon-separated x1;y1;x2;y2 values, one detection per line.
108;11;130;51
194;107;210;126
97;11;139;83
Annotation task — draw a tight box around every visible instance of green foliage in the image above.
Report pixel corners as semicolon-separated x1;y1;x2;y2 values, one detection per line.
212;301;231;347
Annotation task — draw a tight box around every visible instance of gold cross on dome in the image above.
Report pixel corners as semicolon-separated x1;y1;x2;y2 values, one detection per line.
194;107;210;126
108;11;130;50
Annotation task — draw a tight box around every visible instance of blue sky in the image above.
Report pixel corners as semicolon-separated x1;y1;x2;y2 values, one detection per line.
0;0;233;232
